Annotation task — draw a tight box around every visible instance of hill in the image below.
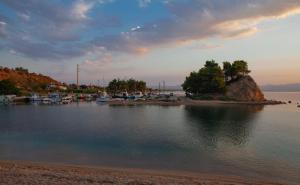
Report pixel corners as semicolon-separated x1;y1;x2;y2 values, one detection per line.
0;66;61;94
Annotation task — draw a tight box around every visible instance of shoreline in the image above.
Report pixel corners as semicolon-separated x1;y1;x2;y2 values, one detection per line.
108;98;285;106
0;160;294;185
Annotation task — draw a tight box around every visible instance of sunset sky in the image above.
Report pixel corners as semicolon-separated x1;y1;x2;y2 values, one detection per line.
0;0;300;86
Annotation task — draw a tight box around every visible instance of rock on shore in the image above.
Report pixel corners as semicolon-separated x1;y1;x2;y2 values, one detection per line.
226;76;265;102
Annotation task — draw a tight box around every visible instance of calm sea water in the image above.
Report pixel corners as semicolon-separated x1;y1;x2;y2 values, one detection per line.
0;92;299;183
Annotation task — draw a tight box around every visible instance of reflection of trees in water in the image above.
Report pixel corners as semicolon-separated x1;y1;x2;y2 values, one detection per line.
184;105;263;148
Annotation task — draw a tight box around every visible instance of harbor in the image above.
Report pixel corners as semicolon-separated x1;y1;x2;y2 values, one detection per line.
0;91;285;106
1;1;300;184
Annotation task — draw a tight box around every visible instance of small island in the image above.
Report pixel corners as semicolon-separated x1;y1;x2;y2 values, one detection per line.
108;60;284;106
182;60;263;102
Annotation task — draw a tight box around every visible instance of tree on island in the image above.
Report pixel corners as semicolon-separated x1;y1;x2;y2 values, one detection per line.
182;60;226;94
223;60;250;83
182;60;251;95
107;78;146;94
0;80;21;95
223;61;232;82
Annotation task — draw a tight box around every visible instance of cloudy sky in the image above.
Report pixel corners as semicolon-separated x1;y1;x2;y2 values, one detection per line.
0;0;300;86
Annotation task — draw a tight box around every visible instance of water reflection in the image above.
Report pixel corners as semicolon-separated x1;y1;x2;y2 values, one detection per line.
184;105;263;147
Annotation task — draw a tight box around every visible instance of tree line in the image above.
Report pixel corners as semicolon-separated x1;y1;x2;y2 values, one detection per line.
107;78;147;94
182;60;250;95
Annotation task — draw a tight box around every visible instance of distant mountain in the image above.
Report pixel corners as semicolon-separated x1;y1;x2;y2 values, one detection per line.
261;83;300;92
0;66;61;93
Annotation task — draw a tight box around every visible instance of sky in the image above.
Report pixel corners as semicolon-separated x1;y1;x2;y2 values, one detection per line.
0;0;300;86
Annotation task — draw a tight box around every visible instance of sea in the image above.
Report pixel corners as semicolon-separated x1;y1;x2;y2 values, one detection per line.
0;92;299;183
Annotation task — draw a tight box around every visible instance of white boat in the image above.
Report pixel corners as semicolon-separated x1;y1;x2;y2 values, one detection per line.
116;91;129;99
134;91;143;99
42;97;52;104
85;94;93;101
61;96;73;104
0;95;10;104
29;93;41;102
0;95;16;104
48;93;61;104
96;91;110;102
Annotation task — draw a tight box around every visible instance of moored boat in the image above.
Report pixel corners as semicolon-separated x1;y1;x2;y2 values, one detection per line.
133;91;144;100
61;96;73;104
0;95;16;104
0;95;10;104
85;94;93;101
96;91;110;103
41;97;52;104
29;93;41;102
112;91;129;99
48;93;61;104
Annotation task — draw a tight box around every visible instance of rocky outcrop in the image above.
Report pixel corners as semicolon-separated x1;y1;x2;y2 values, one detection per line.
226;75;265;102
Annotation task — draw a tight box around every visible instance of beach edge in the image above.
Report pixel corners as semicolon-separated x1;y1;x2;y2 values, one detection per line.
0;160;295;185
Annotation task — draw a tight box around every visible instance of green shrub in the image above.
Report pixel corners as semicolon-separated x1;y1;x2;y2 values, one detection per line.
0;80;21;95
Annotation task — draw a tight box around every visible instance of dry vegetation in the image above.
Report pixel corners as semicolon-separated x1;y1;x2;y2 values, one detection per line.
0;67;60;94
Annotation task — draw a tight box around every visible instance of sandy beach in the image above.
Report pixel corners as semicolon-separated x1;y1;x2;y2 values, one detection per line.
0;161;294;185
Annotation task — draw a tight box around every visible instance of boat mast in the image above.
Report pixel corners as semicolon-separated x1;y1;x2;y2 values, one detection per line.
158;82;161;95
76;64;79;89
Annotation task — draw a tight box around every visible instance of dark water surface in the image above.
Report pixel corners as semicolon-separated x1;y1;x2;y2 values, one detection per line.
0;92;300;183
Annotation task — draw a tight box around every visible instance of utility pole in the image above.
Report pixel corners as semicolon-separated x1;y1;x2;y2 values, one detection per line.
76;64;79;89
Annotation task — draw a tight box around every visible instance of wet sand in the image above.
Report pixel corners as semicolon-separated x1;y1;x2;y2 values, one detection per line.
0;161;293;185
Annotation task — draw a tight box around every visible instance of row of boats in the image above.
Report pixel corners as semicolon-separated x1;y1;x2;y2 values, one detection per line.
96;91;144;102
29;93;74;104
1;91;178;105
28;91;145;104
1;93;101;104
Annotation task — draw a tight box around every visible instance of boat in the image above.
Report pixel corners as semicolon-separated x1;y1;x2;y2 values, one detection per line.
29;93;41;102
41;97;52;104
96;96;110;103
0;95;10;104
85;94;93;101
133;91;144;100
77;94;84;100
113;91;129;99
127;91;144;100
0;95;16;104
61;96;73;104
96;91;110;103
40;93;61;104
48;93;61;104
